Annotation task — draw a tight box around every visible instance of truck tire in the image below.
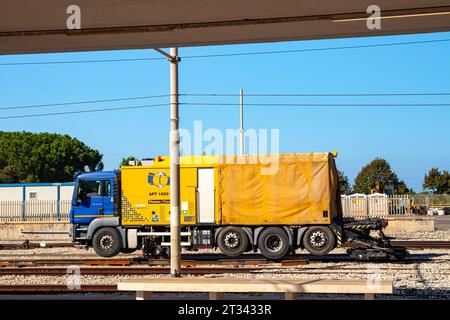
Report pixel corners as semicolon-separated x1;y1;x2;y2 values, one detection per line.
302;226;335;256
217;226;249;257
257;227;289;260
92;227;122;257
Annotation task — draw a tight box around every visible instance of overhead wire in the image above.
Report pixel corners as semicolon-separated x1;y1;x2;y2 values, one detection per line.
180;92;450;97
181;102;450;107
1;92;449;111
1;101;449;120
0;103;167;120
0;94;169;110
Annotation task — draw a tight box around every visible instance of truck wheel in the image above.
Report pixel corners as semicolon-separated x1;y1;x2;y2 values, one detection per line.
92;227;122;257
217;226;249;257
302;226;335;256
257;227;289;260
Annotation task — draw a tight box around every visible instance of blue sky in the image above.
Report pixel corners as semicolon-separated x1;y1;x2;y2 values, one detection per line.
1;31;449;192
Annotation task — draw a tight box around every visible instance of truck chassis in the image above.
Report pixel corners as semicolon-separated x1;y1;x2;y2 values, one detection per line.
72;217;408;261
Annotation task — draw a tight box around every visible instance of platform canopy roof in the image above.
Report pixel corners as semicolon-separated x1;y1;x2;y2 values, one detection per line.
1;0;450;55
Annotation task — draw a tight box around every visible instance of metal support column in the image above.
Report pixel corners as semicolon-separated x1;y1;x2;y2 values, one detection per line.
153;47;182;277
169;47;181;277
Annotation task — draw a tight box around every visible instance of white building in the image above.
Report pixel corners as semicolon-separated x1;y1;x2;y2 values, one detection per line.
0;182;74;202
0;182;75;221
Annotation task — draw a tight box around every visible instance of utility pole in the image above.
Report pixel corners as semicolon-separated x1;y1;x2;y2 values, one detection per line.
154;47;181;277
239;88;244;155
169;48;181;277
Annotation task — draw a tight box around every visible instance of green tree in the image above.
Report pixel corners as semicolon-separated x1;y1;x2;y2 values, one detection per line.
353;158;412;194
0;131;102;183
120;156;137;167
396;180;415;195
423;168;450;194
338;170;351;194
444;171;450;194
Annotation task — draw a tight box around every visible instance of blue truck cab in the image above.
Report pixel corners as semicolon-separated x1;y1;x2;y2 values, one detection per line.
70;171;119;224
70;170;131;256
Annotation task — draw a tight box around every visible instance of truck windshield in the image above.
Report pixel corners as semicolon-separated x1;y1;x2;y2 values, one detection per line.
76;180;102;199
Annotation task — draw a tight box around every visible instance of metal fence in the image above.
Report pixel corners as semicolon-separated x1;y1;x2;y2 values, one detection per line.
412;194;450;207
341;194;412;218
0;194;443;222
0;200;71;222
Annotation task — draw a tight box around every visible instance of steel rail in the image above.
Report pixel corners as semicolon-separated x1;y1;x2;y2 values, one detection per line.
342;240;450;249
0;266;269;276
0;285;117;292
0;257;309;268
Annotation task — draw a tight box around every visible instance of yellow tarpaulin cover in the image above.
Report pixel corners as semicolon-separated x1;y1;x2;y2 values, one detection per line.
219;153;341;225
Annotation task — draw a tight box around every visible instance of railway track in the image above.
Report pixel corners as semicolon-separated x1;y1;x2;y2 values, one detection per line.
0;241;445;295
1;240;448;251
0;262;443;293
389;240;450;249
0;240;447;269
0;266;271;276
0;257;309;268
342;240;450;249
0;241;74;250
0;262;438;277
0;252;441;269
0;284;117;292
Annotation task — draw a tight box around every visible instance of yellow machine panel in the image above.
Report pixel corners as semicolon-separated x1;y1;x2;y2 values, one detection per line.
121;165;198;226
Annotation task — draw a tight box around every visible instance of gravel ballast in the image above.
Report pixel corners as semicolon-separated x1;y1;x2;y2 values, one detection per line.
0;247;448;299
0;228;448;300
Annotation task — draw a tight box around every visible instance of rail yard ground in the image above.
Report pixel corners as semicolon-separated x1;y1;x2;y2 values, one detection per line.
0;229;448;300
435;215;450;231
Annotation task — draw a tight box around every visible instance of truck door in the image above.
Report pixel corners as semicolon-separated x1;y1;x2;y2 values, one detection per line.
73;179;105;223
197;168;215;223
102;179;115;216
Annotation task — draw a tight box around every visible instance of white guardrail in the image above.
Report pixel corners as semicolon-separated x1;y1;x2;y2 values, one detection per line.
341;194;412;218
0;200;71;222
0;195;412;222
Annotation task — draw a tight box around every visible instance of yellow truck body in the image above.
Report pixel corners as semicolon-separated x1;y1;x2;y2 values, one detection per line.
120;152;342;227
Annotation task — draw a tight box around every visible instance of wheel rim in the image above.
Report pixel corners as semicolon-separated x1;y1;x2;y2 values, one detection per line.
310;231;327;248
99;235;114;250
265;234;283;253
224;232;240;249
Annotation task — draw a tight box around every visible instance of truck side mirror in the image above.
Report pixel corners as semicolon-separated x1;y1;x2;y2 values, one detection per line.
72;200;80;206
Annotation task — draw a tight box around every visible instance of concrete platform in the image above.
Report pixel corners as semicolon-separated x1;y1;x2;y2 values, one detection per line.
118;278;393;300
0;221;70;241
384;216;435;234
